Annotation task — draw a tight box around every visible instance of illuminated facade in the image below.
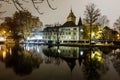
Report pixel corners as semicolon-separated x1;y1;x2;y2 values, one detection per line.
43;9;83;42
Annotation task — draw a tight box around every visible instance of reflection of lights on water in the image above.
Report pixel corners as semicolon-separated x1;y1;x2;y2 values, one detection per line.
97;56;103;62
0;37;6;41
91;53;95;58
117;34;120;39
24;45;42;53
36;46;40;53
91;50;104;62
10;48;12;55
25;46;30;51
0;45;13;60
80;51;84;56
0;46;1;50
3;51;6;59
58;49;61;53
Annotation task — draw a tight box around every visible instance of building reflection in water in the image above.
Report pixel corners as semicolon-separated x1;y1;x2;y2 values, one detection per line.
81;47;109;80
43;46;109;80
0;44;120;80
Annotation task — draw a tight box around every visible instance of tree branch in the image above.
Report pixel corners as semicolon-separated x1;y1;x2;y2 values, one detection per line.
0;0;57;15
47;0;56;10
15;0;25;11
31;0;43;15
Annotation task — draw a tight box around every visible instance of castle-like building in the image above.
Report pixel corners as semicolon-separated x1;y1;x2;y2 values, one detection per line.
42;9;83;42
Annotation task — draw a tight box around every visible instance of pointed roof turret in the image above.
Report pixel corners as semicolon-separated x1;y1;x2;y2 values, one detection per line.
63;8;77;27
67;9;76;19
78;17;82;26
66;9;76;23
62;57;76;72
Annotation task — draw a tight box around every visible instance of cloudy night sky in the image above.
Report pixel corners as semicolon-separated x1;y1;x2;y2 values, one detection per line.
0;0;120;28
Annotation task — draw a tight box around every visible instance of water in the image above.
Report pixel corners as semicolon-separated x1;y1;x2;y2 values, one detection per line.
0;44;120;80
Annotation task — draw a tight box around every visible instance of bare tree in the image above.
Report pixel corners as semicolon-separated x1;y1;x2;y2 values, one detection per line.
84;3;100;43
0;0;56;15
114;16;120;32
98;15;109;28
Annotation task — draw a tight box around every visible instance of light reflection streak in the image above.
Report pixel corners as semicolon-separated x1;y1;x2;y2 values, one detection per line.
3;50;6;60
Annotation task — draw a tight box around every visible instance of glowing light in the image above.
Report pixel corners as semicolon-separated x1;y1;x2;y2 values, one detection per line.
91;50;104;62
3;50;6;59
80;51;84;56
91;52;95;59
80;29;83;32
3;31;6;34
0;37;6;41
10;48;12;55
58;49;61;53
91;32;95;38
27;35;43;40
117;34;120;39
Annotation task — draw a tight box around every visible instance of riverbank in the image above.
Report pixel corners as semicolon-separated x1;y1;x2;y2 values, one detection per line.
47;42;120;48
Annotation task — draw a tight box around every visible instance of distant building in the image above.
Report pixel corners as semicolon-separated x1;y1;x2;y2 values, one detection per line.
43;9;83;42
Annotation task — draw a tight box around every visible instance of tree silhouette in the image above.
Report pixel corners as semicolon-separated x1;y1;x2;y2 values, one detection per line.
98;15;109;27
1;44;43;76
1;10;42;43
114;16;120;32
84;3;101;43
82;47;109;80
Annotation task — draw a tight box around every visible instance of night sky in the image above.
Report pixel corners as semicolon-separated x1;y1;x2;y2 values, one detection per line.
0;0;120;28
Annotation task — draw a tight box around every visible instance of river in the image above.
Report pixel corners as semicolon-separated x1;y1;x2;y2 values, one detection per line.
0;44;120;80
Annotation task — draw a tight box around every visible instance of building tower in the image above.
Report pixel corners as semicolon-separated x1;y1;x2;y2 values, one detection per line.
67;9;76;24
78;17;82;26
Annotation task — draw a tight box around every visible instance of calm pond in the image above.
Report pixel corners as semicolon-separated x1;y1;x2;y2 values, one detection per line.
0;44;120;80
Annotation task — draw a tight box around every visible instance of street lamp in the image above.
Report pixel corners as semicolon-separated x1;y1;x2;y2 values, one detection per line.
2;30;6;37
117;34;120;40
91;32;95;39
